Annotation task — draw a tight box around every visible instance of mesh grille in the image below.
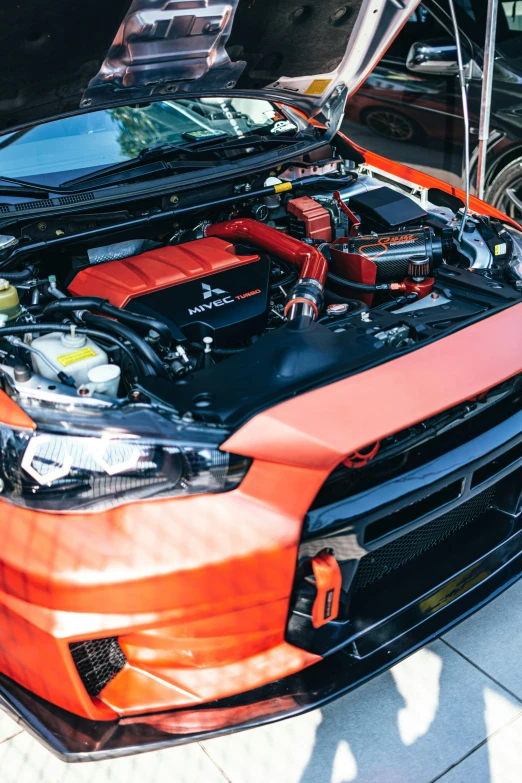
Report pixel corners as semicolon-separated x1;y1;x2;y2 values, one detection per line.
69;637;126;696
0;205;9;213
15;199;53;211
352;486;496;593
58;192;95;205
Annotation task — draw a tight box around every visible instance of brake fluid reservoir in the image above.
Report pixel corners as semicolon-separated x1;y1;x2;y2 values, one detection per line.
0;279;21;321
31;326;108;385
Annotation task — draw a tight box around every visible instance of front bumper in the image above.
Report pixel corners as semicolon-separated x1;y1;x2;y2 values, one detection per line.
2;524;521;761
3;304;522;757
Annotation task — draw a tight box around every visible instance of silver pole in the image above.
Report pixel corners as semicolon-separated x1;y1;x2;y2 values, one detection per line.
448;0;472;242
476;0;498;201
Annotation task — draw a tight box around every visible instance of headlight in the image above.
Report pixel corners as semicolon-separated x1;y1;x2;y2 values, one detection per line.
0;404;250;513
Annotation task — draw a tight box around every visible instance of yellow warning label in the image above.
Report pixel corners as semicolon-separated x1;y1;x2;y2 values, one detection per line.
494;243;507;256
274;181;292;193
57;346;97;367
304;79;332;96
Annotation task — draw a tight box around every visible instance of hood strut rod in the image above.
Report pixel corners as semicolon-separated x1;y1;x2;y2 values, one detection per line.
476;0;499;202
448;0;472;242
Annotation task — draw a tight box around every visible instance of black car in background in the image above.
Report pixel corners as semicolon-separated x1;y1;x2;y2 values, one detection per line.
344;0;522;221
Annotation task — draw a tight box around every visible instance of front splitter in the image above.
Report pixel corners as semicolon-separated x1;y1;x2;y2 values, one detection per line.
1;531;522;762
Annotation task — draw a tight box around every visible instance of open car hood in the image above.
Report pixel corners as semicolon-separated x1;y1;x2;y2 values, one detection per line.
0;0;419;134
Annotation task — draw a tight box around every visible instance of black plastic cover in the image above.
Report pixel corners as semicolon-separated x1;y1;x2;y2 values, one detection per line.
350;186;428;231
126;256;271;346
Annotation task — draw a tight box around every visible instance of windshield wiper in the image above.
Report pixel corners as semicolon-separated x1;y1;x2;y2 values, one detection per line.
62;134;306;190
0;174;68;197
62;159;222;191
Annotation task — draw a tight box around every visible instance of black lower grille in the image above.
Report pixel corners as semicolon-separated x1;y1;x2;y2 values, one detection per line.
352;485;496;593
69;637;126;697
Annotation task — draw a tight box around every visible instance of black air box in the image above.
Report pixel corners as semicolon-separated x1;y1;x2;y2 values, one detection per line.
350;187;427;232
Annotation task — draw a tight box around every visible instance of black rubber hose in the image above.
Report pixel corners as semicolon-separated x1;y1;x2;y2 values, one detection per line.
105;306;173;346
0;265;35;282
44;297;173;346
79;313;168;378
327;271;394;292
0;323;141;378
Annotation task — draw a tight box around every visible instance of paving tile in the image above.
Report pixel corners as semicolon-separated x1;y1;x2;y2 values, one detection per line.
443;578;522;699
438;709;522;783
0;708;22;744
201;640;522;783
0;729;227;783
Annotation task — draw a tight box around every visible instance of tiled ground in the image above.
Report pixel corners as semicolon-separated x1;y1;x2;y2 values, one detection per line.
3;580;522;782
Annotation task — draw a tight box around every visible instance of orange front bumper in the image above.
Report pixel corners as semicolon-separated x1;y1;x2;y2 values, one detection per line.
3;301;522;722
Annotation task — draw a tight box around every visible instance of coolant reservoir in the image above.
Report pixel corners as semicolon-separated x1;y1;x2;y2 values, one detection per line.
0;279;21;321
31;326;108;385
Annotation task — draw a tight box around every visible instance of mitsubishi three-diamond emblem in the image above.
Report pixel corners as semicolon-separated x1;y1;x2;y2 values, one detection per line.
202;282;227;300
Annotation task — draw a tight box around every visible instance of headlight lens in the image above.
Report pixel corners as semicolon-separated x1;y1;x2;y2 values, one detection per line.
0;404;249;513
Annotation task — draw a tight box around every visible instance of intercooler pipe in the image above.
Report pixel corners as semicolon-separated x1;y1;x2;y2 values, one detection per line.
206;218;328;326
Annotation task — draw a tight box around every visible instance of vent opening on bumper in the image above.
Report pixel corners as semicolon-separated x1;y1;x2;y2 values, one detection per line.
355;484;493;590
363;480;463;546
69;638;126;697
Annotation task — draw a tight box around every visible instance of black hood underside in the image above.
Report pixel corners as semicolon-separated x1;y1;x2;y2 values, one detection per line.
0;0;418;133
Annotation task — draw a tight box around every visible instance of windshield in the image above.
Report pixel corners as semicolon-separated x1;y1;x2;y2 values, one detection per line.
0;98;295;182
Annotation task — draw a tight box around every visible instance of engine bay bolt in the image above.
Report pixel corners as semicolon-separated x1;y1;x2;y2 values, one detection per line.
361;312;371;323
129;390;142;402
13;364;31;382
37;222;47;232
176;345;190;364
203;336;213;353
170;194;179;204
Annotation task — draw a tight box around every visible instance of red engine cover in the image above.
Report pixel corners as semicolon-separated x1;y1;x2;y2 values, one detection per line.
68;238;260;308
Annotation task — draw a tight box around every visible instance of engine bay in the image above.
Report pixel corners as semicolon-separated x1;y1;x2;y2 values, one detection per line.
1;150;522;427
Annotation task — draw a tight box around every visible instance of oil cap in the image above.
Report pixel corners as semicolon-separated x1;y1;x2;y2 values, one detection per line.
326;303;350;316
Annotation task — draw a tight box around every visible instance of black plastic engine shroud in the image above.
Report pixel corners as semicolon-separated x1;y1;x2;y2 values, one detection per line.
125;256;271;346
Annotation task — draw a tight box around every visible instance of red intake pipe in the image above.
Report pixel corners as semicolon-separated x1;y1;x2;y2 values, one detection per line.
206;218;327;323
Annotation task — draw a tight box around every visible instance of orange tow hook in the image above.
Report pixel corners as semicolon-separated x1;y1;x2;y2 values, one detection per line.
310;551;342;629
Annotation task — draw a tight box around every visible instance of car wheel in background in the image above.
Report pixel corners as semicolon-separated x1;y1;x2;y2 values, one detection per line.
362;108;417;142
486;157;522;224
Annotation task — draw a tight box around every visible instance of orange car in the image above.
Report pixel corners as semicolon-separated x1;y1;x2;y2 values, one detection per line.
0;0;521;762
